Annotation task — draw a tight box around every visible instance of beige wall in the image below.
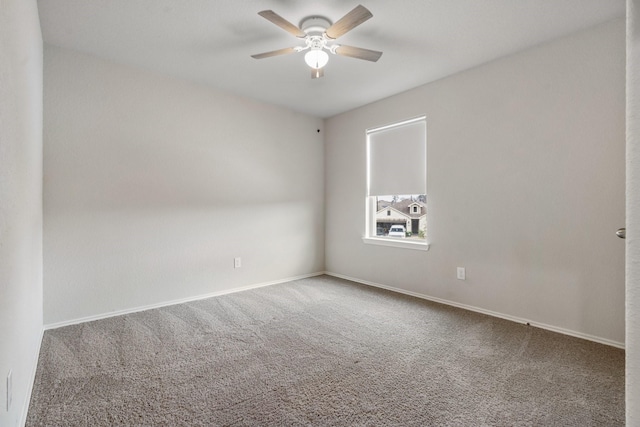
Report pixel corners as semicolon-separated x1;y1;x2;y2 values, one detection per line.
43;46;325;325
0;0;43;425
325;19;626;345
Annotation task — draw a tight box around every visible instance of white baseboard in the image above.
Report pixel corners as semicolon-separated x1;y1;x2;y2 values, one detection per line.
20;325;44;427
325;272;625;349
44;272;325;331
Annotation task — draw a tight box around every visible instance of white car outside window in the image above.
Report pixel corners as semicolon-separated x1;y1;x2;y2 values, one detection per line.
388;225;406;238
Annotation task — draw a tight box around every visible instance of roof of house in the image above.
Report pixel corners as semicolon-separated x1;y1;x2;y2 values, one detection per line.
377;199;426;219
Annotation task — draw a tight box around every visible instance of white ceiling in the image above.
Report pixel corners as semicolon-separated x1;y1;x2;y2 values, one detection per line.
37;0;625;118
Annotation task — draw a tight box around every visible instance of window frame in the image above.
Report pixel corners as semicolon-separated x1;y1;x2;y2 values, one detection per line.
363;116;429;251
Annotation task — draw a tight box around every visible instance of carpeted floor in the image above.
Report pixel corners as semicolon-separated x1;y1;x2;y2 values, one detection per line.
27;275;624;426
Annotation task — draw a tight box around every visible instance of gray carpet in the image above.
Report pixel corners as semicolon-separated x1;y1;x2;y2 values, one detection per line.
27;275;624;426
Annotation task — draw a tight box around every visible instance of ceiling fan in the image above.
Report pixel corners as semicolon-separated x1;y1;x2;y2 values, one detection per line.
251;4;383;79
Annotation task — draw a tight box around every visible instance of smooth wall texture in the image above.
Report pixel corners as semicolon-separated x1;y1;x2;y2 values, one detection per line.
325;20;626;345
0;0;44;425
44;46;324;325
627;0;640;422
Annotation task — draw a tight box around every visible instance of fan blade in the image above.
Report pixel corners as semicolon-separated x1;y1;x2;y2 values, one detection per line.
311;68;324;79
335;45;382;62
325;5;372;40
258;10;306;38
251;47;298;59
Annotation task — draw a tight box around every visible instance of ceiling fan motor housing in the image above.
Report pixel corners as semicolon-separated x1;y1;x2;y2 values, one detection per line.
300;16;332;36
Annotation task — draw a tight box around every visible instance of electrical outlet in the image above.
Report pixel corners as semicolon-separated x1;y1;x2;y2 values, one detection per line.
234;257;242;269
7;370;12;411
457;267;466;280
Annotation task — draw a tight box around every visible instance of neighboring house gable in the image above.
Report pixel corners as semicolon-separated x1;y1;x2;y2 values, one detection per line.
375;206;410;223
408;202;422;216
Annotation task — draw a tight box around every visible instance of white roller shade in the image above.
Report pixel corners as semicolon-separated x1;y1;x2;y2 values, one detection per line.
367;117;426;196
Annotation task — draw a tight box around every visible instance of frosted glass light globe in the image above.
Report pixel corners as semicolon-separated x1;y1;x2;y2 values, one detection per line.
304;49;329;69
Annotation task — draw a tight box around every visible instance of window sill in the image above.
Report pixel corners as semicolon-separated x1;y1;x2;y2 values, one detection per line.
362;237;430;251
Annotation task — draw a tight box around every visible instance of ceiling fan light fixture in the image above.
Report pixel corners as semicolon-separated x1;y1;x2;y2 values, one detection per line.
304;49;329;69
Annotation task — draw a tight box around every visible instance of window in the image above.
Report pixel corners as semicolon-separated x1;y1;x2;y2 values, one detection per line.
364;116;428;250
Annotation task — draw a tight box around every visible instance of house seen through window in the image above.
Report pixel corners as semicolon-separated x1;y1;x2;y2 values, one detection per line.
366;116;427;245
375;195;427;239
